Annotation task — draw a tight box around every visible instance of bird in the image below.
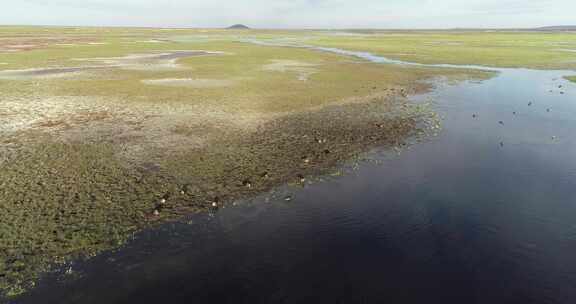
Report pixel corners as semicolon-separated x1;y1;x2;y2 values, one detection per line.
472;114;477;118
297;174;306;183
513;111;516;115
528;102;533;106
242;179;252;188
547;108;551;112
499;121;504;125
500;142;504;147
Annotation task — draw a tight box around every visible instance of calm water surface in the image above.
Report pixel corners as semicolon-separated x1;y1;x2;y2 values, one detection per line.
17;59;576;303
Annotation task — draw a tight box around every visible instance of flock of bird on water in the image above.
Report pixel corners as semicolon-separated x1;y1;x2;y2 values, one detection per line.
472;83;566;148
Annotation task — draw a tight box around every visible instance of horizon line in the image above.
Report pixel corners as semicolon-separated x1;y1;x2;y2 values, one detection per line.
1;23;575;31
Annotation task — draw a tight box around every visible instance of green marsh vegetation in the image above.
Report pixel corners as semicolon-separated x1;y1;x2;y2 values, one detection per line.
308;31;576;69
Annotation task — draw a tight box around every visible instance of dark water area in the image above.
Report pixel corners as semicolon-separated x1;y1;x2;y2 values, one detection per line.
0;67;94;78
16;66;576;303
151;51;213;60
25;67;87;76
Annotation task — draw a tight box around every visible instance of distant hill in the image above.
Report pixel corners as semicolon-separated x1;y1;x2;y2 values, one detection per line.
534;26;576;31
227;24;250;30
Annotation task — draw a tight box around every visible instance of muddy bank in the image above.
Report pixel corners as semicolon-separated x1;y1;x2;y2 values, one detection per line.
0;50;223;81
0;37;97;53
73;50;223;71
0;67;108;80
0;92;437;298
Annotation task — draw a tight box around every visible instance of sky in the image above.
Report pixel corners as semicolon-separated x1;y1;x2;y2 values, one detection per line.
2;0;575;29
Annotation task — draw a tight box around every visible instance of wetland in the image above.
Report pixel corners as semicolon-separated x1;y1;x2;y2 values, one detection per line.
1;27;576;302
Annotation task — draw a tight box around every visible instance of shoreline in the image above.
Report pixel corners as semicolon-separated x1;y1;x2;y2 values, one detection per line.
13;40;576;304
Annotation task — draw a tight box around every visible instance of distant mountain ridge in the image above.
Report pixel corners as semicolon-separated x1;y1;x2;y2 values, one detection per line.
534;26;576;31
335;26;576;33
227;24;250;30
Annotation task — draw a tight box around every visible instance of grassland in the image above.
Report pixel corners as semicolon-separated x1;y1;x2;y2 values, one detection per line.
565;76;576;83
3;26;572;299
308;31;576;70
